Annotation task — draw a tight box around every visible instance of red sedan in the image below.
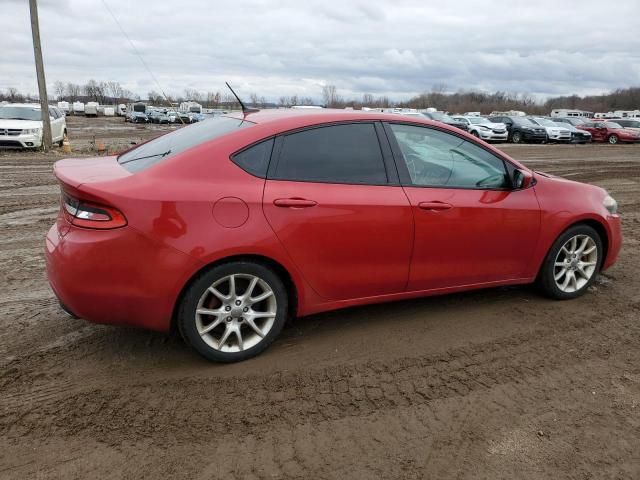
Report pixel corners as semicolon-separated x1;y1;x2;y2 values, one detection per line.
577;120;640;144
45;110;622;362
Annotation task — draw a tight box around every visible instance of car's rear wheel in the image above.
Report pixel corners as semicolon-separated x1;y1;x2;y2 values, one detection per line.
177;261;288;362
608;134;619;144
512;131;522;143
537;225;602;299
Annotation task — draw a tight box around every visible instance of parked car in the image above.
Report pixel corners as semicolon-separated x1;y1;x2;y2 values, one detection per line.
127;111;148;123
421;111;468;131
554;122;592;144
451;116;508;142
166;111;179;123
177;112;193;124
46;110;622;363
612;119;640;131
577;121;640;144
487;115;547;143
0;103;67;148
554;117;588;127
528;117;572;143
148;111;169;124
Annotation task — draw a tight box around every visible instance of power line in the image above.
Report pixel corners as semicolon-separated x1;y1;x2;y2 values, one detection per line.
100;0;175;109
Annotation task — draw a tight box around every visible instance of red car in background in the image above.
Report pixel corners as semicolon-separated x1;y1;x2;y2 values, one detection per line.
577;120;640;144
45;110;622;362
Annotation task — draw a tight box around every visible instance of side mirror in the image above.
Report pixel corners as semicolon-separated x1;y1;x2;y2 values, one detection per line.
513;169;534;189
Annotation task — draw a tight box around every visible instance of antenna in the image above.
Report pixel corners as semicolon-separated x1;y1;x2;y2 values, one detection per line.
225;82;259;114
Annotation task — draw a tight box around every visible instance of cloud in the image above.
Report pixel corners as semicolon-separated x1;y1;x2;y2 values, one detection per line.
1;0;639;101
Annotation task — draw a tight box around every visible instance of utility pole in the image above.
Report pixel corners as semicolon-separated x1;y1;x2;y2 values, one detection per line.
29;0;52;150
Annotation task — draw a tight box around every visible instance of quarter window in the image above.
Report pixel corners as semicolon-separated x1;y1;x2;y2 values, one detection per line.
388;124;509;189
272;123;387;184
231;138;274;178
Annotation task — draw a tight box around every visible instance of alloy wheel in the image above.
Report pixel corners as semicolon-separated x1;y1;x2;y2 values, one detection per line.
195;274;277;352
553;234;598;293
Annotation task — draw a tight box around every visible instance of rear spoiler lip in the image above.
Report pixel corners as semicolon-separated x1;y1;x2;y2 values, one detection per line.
53;155;131;189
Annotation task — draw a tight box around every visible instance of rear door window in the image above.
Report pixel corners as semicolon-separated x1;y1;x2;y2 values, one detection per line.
118;116;253;173
271;123;388;184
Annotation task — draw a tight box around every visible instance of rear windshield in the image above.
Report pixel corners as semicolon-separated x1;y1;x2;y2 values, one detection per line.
118;116;253;172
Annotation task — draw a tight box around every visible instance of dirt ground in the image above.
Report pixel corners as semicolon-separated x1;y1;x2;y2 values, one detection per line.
1;116;639;479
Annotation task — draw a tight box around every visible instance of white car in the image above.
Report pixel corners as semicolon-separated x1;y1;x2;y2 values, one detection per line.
529;117;571;142
0;103;67;148
452;116;508;142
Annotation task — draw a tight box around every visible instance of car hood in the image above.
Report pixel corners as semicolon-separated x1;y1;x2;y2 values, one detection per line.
0;119;42;129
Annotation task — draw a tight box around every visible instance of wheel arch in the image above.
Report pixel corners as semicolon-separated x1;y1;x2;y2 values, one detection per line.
536;218;609;279
170;254;298;333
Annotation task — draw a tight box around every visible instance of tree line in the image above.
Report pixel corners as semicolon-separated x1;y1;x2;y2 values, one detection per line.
1;81;638;114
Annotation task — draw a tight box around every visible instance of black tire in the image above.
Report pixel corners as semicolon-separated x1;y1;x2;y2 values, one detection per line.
58;130;67;147
177;261;289;363
512;131;523;143
471;130;480;138
537;224;603;300
608;134;619;145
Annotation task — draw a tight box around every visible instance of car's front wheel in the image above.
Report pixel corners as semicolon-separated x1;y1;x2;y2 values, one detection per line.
608;134;619;145
178;261;288;362
537;225;602;299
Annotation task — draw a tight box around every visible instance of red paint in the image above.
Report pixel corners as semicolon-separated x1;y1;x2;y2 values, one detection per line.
45;110;623;332
577;121;640;143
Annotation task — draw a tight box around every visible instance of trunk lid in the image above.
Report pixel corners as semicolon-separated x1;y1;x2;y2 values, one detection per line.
53;156;131;189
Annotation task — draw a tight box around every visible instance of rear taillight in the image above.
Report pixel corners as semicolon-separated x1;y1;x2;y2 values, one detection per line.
62;192;127;229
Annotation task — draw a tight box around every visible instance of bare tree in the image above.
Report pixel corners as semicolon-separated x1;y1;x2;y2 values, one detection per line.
105;81;123;104
249;93;259;107
290;95;299;106
53;81;65;100
278;96;290;108
362;93;374;106
66;82;81;101
147;90;163;104
322;85;337;107
6;87;23;102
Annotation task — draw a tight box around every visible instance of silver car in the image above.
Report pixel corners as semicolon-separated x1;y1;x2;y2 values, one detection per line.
529;117;572;142
452;116;508;142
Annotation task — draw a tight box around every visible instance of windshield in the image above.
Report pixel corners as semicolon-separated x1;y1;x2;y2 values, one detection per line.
555;122;575;131
469;117;491;125
532;118;557;127
513;117;535;126
0;106;42;121
118;116;253;173
425;112;454;122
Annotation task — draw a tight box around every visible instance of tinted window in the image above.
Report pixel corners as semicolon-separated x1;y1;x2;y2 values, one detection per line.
118;116;252;173
272;123;387;184
231;138;274;178
389;124;508;189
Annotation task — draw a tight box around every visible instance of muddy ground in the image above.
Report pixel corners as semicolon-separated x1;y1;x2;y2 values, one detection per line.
0;116;639;479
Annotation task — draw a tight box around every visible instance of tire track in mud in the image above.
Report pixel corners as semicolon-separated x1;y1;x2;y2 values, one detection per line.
1;308;637;445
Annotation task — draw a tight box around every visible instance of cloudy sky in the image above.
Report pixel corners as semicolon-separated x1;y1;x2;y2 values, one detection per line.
3;0;640;102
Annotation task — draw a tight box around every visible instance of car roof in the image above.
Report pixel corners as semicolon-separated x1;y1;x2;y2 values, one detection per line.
1;103;43;109
222;108;447;132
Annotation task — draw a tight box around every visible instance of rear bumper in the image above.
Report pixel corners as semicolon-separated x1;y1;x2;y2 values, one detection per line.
45;220;202;332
